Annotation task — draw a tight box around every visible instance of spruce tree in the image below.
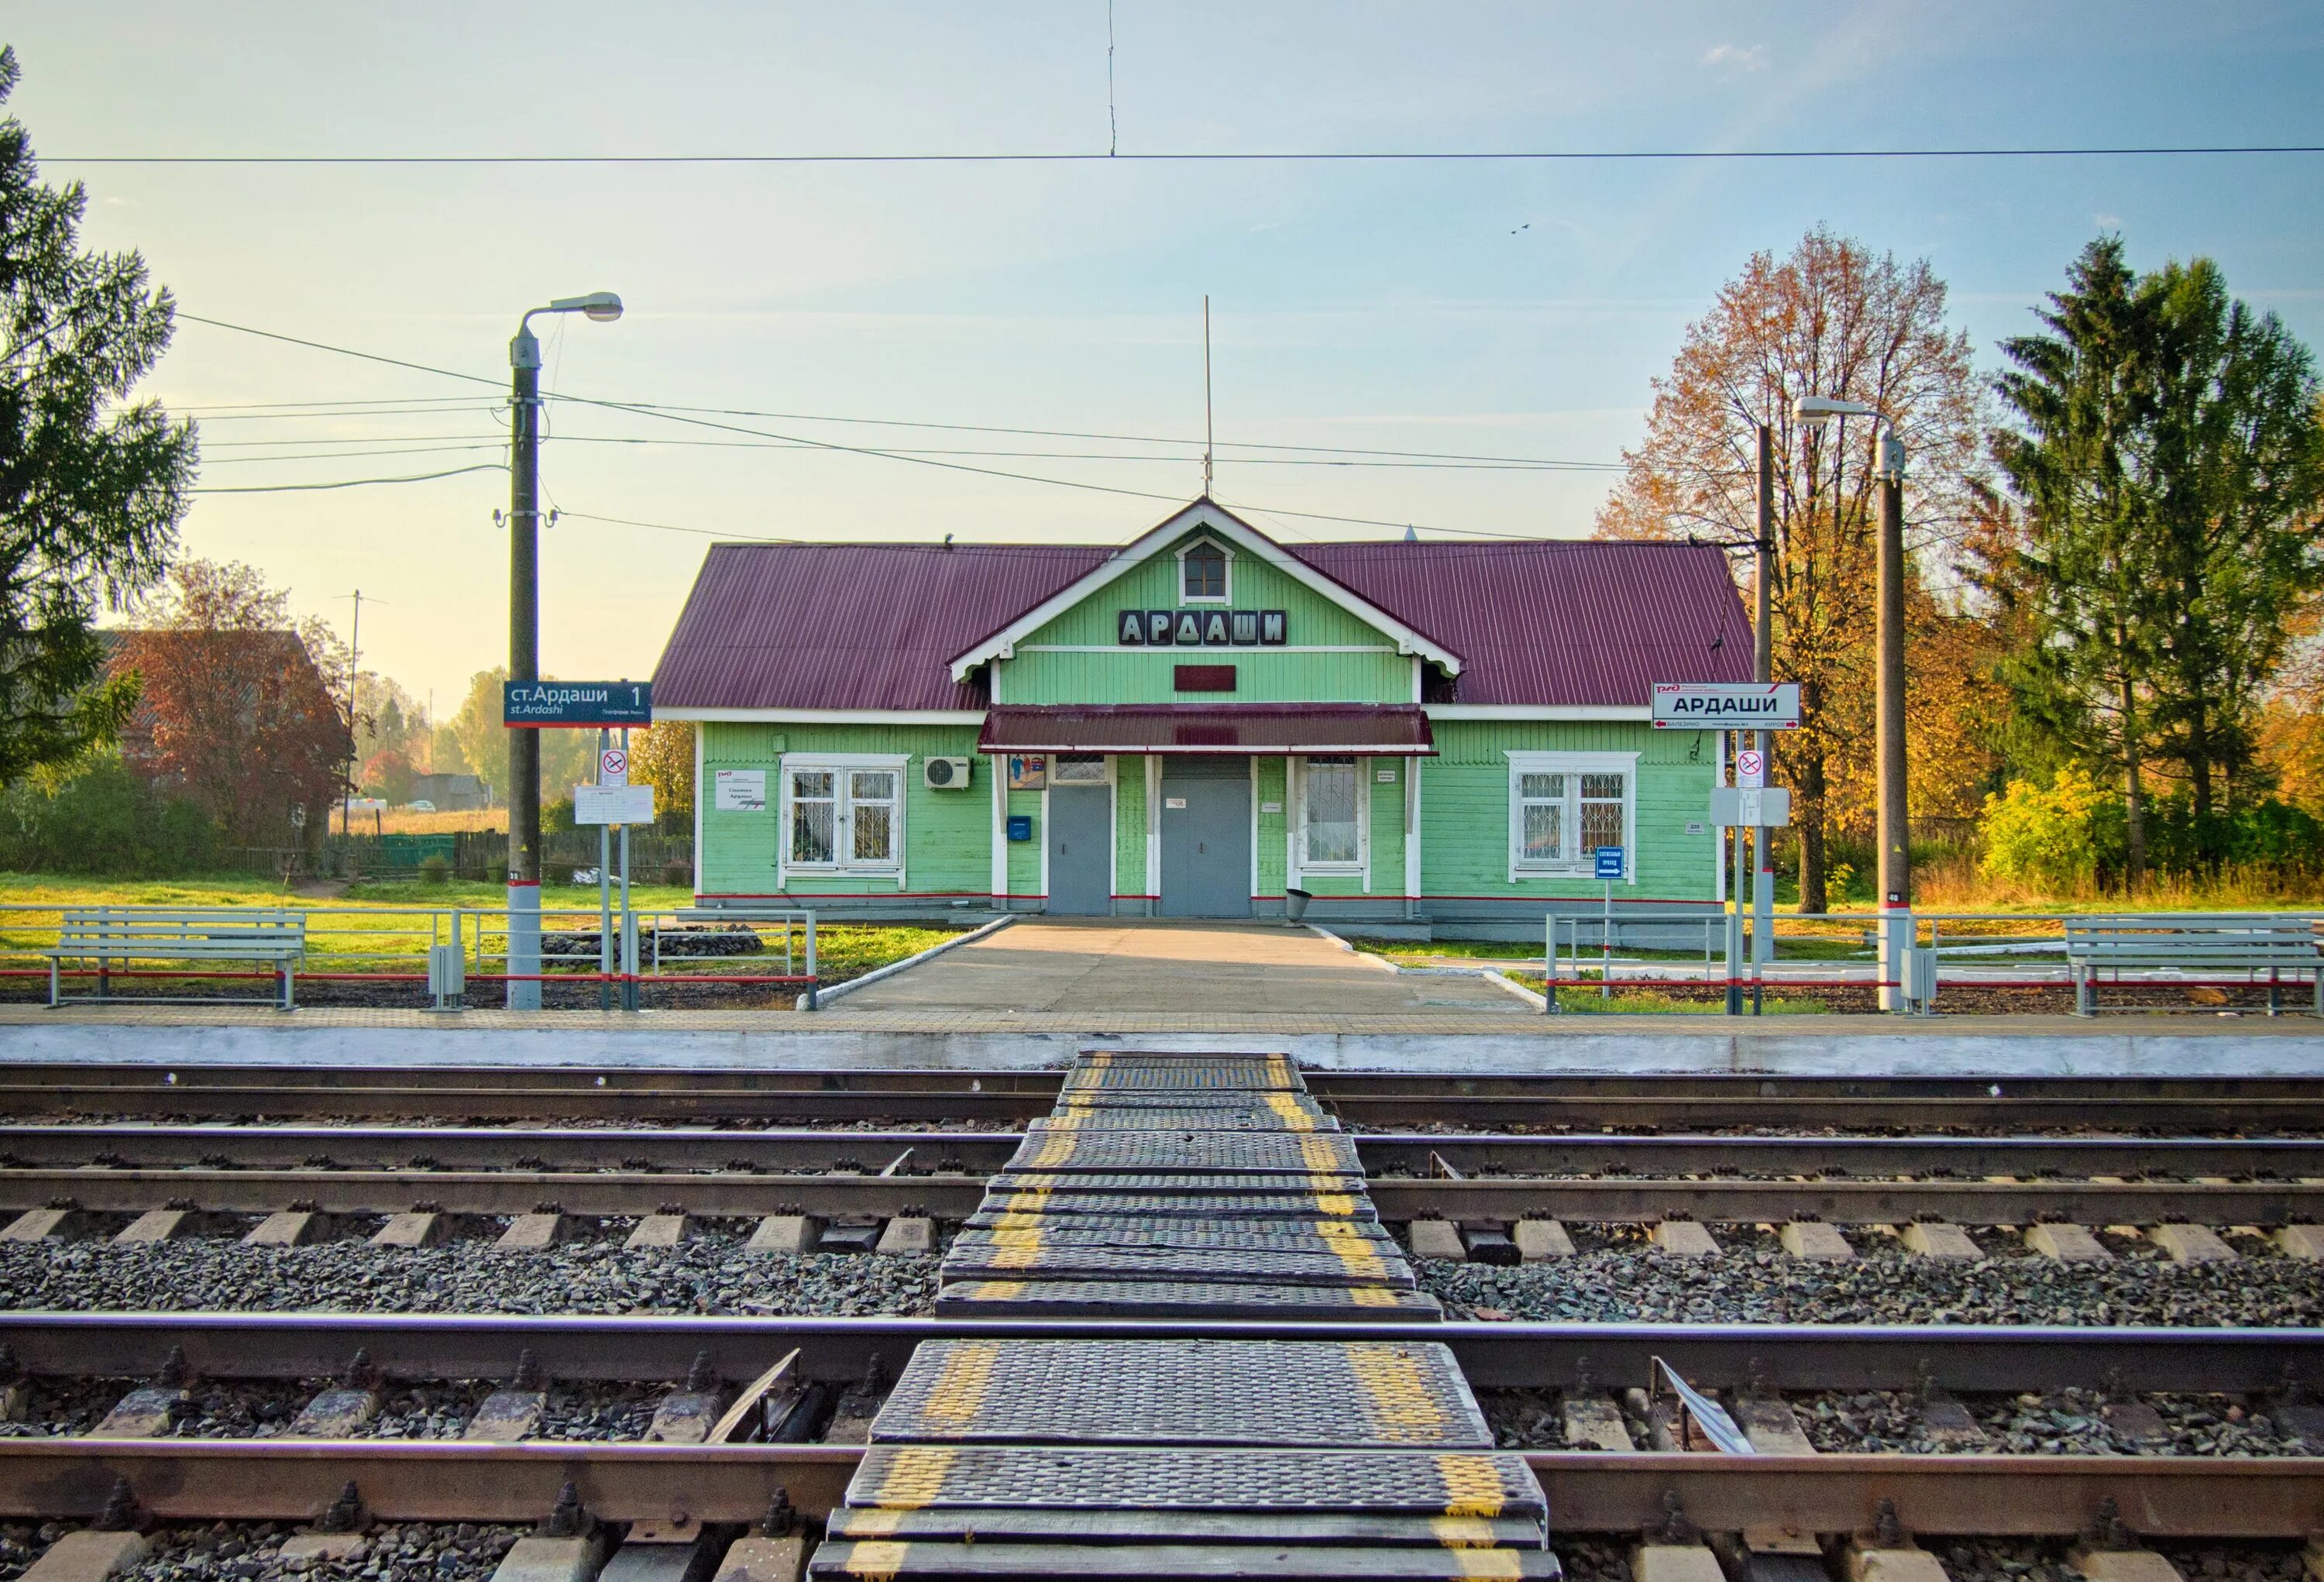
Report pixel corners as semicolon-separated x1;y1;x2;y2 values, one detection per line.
0;46;196;782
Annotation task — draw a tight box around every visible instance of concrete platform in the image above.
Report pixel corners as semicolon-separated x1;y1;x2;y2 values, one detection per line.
826;920;1532;1018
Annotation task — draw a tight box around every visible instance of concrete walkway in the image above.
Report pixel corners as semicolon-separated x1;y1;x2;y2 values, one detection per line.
825;919;1535;1017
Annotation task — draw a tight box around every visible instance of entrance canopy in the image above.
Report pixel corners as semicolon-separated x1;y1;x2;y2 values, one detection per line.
977;703;1436;756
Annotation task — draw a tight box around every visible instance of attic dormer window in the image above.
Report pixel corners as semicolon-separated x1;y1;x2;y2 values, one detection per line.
1181;540;1229;603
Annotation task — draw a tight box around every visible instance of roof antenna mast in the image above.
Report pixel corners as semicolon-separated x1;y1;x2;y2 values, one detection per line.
1202;295;1214;499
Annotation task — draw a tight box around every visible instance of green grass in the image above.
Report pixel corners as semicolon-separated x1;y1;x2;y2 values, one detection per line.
1507;973;1831;1015
0;872;958;986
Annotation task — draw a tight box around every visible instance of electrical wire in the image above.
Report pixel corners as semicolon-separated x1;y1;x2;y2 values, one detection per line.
53;143;2324;166
190;463;507;494
174;311;1663;532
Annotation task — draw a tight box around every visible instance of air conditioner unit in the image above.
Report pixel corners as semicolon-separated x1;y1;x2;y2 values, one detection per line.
924;756;973;790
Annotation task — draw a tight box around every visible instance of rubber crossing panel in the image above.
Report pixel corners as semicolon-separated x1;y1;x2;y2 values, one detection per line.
873;1338;1490;1447
1002;1130;1362;1174
935;1278;1442;1319
810;1051;1553;1580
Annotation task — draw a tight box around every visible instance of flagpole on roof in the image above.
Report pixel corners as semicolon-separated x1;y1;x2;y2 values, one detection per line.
1202;295;1214;499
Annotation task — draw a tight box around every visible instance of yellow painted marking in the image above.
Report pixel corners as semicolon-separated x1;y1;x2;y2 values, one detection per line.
1450;1550;1525;1578
870;1444;961;1507
845;1508;909;1536
1313;1192;1359;1218
1347;1344;1449;1441
1430;1516;1501;1548
1349;1285;1401;1307
998;1190;1052;1216
985;1225;1043;1268
921;1343;999;1426
1298;1135;1346;1173
841;1539;911;1580
1266;1092;1318;1132
1316;1219;1391;1282
991;1211;1047;1231
1435;1455;1506;1518
1027;1124;1079;1170
967;1280;1025;1299
1267;1054;1294;1088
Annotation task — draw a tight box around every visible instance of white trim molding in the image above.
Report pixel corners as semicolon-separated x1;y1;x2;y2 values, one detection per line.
1427;704;1654;721
1504;749;1640;885
690;724;705;899
947;500;1464;682
1174;533;1234;604
779;751;910;890
655;707;985;724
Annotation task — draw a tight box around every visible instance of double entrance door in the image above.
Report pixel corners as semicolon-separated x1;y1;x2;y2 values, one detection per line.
1042;755;1253;918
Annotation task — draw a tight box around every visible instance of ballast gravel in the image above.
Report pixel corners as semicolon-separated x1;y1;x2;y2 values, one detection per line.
1422;1243;2324;1326
114;1521;525;1582
0;1236;940;1318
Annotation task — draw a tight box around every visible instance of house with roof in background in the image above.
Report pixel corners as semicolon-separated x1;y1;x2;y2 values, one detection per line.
650;498;1752;938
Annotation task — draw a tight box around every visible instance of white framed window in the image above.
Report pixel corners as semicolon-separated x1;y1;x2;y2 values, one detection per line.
1177;537;1232;604
1505;751;1637;881
1051;753;1110;786
1298;755;1364;872
782;754;906;876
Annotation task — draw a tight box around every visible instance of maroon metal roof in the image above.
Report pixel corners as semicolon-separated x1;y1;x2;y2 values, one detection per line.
652;543;1111;711
1287;539;1753;707
979;704;1435;755
654;531;1750;711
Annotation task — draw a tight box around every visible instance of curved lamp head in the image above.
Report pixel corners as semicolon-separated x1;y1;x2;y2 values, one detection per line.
1793;394;1877;432
548;291;624;322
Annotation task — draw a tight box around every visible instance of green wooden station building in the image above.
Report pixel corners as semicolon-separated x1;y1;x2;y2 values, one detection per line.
651;499;1753;937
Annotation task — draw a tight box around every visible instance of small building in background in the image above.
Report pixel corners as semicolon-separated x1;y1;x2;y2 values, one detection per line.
407;772;493;810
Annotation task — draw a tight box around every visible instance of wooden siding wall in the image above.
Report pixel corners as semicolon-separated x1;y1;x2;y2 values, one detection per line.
1113;757;1150;898
1417;720;1719;901
998;528;1413;706
699;721;988;897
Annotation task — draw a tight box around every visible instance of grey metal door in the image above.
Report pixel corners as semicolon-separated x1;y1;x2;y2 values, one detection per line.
1047;785;1112;916
1159;758;1251;918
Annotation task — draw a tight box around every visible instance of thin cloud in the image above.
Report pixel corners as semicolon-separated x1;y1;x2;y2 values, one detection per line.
1701;43;1769;72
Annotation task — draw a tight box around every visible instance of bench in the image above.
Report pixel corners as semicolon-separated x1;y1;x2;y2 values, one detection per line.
2062;915;2322;1016
43;908;307;1009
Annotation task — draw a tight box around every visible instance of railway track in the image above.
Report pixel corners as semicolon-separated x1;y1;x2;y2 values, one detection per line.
12;1064;2324;1130
9;1057;2324;1577
4;1123;2322;1240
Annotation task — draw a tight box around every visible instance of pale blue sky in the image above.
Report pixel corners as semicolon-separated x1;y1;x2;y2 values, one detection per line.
11;3;2323;709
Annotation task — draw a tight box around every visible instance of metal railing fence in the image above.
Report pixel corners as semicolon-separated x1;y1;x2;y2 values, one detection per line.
0;902;815;1012
1542;908;2324;1016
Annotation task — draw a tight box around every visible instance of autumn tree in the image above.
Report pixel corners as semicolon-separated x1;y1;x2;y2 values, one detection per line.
443;666;593;804
112;560;352;844
1597;226;1987;909
630;719;695;821
0;47;197;782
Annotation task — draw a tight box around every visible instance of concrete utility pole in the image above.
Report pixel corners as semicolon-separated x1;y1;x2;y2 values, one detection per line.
506;325;545;1009
1874;427;1910;1011
504;292;623;1011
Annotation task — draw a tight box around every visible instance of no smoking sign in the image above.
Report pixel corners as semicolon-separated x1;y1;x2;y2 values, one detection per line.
599;748;630;786
1736;748;1765;789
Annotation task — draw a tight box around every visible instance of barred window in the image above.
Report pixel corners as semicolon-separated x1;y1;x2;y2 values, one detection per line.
1508;756;1632;878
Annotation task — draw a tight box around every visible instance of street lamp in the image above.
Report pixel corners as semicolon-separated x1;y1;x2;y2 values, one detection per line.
504;291;623;1011
1793;394;1910;1010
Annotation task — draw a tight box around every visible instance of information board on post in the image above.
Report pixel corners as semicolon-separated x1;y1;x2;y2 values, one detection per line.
504;681;653;728
1652;683;1801;731
1709;786;1793;827
575;784;655;826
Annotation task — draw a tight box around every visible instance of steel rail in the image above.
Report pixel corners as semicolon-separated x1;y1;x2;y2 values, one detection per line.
3;1313;2317;1396
10;1124;2324;1181
9;1165;2314;1225
1362;1176;2319;1226
2;1439;2317;1537
9;1067;2324;1130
